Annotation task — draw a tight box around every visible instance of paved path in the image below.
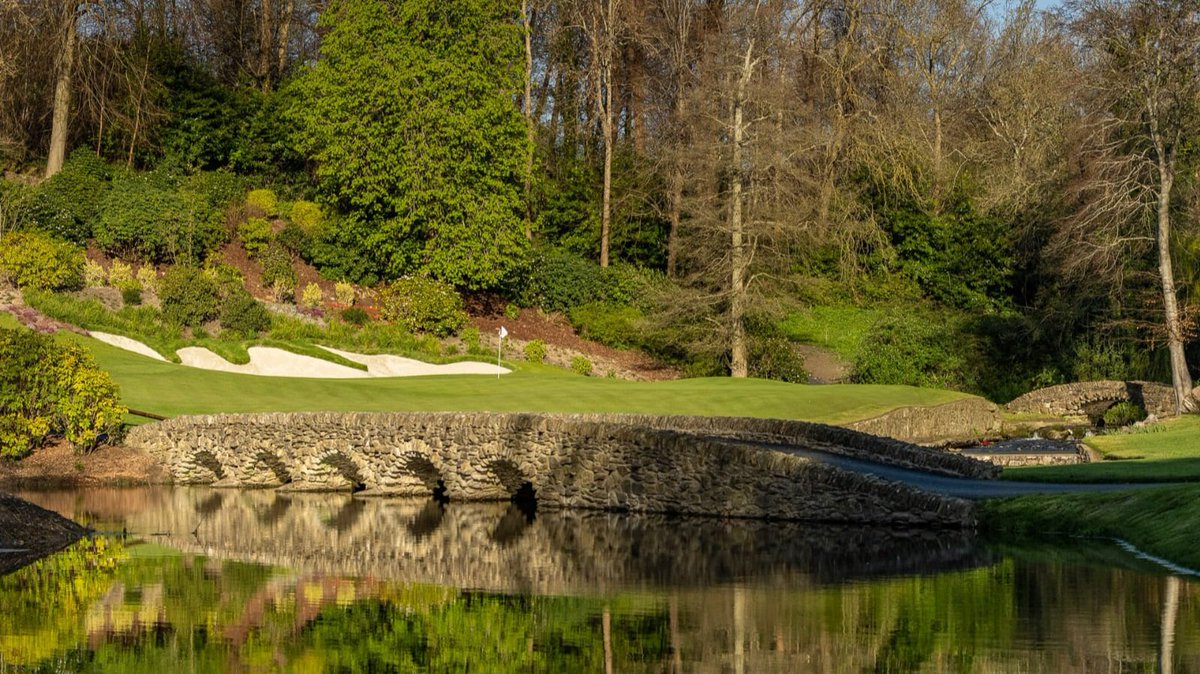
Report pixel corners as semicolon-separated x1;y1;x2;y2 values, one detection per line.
761;443;1174;500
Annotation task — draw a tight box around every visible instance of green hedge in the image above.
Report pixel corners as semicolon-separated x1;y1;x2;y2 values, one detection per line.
95;175;225;263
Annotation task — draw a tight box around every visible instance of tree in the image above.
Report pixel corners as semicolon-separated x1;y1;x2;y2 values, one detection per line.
288;0;532;289
1063;0;1198;413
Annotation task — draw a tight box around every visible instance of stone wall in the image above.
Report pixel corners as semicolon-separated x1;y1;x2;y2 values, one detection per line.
846;398;1002;445
125;412;984;527
1005;381;1178;418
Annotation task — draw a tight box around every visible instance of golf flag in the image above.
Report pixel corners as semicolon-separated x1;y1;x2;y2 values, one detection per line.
499;326;508;339
497;326;507;378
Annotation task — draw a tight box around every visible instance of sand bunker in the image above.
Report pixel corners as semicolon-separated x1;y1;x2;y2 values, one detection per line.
91;332;509;378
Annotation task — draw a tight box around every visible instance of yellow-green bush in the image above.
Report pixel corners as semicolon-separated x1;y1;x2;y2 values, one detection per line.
238;217;273;257
378;276;467;336
523;339;547;364
288;200;323;231
0;328;126;457
246;188;279;216
83;259;106;288
0;231;84;291
107;259;134;287
300;282;323;309
334;281;355;306
136;265;159;294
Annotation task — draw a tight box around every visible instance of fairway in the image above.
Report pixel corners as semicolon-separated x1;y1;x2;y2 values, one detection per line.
58;330;970;424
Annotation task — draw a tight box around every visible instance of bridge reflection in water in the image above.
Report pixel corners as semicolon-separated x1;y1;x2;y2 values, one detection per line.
24;487;990;594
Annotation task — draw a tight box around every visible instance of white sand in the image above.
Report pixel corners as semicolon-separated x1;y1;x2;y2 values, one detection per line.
90;331;168;361
91;332;509;378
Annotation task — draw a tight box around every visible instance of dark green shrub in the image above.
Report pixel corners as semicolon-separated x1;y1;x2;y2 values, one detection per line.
0;231;84;290
120;284;143;306
519;248;606;312
238;217;273;257
183;170;247;209
0;328;125;457
749;336;808;383
202;263;245;296
340;306;371;326
851;311;980;391
378;276;467;336
524;339;547;364
276;222;311;255
16;151;111;244
1103;401;1148;428
570;355;594;376
96;175;225;263
568;303;644;349
260;242;297;301
158;266;221;327
220;291;272;337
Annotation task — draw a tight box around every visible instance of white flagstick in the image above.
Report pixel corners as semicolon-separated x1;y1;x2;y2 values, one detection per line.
497;326;508;378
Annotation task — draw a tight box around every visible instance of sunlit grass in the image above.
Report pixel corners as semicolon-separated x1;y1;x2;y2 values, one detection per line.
1002;416;1200;483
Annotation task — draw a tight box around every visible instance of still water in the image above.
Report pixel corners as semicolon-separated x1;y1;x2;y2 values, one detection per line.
0;487;1197;673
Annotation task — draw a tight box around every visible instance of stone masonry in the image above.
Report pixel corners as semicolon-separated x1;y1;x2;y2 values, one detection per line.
125;412;989;527
1004;381;1178;418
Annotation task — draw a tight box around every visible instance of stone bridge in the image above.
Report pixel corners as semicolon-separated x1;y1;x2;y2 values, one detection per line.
125;412;996;528
1004;381;1178;419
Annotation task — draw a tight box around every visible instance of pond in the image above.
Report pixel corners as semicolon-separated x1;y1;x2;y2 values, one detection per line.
0;487;1197;673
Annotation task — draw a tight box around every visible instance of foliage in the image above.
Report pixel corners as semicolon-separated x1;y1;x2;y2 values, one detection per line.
181;169;247;209
851;311;980;391
287;0;531;289
246;188;279;216
1069;337;1152;382
569;303;644;350
523;339;547;364
504;303;521;320
95;174;225;264
460;326;482;353
136;265;159;294
1102;401;1147;428
220;291;272;337
0;328;125;456
238;217;273;257
749;336;809;383
158;266;221;327
121;284;143;306
83;259;106;287
107;259;134;287
276;222;311;255
570;356;594;376
341;306;371;326
301;282;323;309
334;281;356;306
0;231;84;291
378;276;467;336
11;150;111;244
260;242;298;301
288;200;323;231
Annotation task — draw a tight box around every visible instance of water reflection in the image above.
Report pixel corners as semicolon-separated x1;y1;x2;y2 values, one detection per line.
0;487;1195;673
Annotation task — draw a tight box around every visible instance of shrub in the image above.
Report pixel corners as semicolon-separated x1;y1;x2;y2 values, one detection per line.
300;282;323;309
504;303;521;320
524;339;547;364
749;336;808;383
120;284;143;306
83;259;106;288
96;175;224;263
461;326;482;353
220;291;272;337
0;231;84;290
334;281;355;306
519;248;606;312
15;151;111;244
183;170;246;209
378;276;467;336
570;355;594;376
288;200;322;231
568;303;643;349
238;217;273;257
0;328;125;456
158;266;221;327
850;312;980;391
260;242;297;301
136;265;159;294
107;259;134;287
1103;401;1147;428
341;306;370;326
275;222;311;255
246;188;278;216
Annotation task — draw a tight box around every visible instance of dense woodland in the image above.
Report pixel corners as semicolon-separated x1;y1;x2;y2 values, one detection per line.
1;0;1198;407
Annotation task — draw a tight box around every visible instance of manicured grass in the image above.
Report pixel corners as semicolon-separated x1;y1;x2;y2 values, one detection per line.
59;330;969;423
1002;416;1200;483
778;305;881;361
981;484;1200;571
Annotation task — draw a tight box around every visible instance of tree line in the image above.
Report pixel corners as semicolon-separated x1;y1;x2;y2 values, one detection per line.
1;0;1197;408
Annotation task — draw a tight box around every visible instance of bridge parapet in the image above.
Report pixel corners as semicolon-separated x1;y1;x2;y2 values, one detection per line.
125;412;987;527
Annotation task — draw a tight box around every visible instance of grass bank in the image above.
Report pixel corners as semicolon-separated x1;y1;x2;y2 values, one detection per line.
62;331;968;422
1002;416;1200;483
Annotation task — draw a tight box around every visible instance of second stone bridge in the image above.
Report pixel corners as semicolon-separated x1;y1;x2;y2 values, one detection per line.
125;412;997;528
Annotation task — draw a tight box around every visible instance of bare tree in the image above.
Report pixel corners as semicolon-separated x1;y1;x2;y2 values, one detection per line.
1062;0;1198;412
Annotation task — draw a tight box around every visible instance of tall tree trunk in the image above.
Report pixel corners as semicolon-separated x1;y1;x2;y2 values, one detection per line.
598;0;615;268
729;41;754;379
276;0;294;75
46;1;78;179
522;0;535;240
1154;152;1196;413
668;162;682;278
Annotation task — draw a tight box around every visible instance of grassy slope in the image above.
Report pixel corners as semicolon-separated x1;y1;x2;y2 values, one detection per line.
778;305;881;361
63;331;967;422
986;416;1200;569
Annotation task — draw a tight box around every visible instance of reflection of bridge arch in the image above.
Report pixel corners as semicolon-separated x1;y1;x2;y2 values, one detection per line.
127;412;991;527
